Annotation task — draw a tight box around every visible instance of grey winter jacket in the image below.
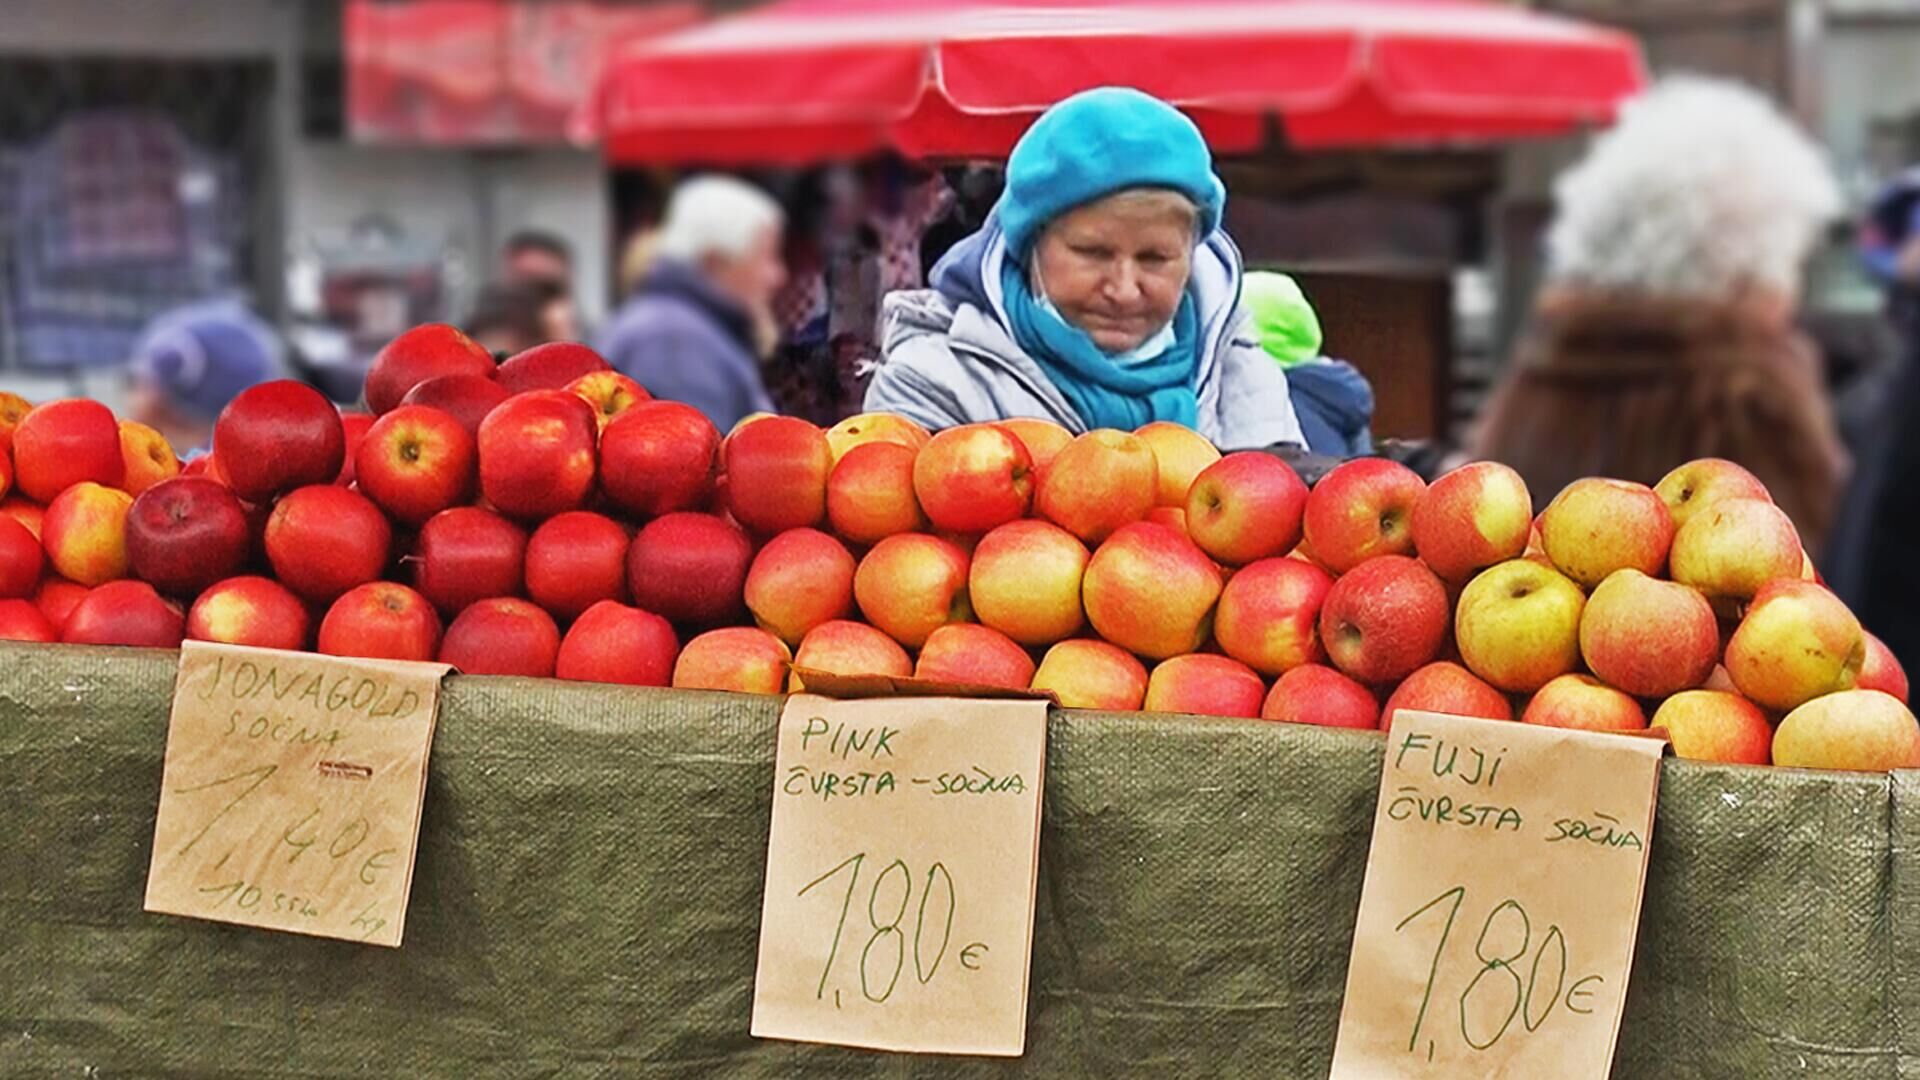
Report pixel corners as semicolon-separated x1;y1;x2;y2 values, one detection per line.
864;224;1307;450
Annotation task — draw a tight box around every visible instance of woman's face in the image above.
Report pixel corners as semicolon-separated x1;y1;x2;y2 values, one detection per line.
1033;193;1195;353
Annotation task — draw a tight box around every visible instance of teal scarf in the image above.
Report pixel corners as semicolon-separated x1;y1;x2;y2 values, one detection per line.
999;258;1200;431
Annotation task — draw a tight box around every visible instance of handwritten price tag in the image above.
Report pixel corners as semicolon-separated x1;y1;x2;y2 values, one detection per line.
1329;710;1664;1079
750;693;1048;1056
143;642;450;947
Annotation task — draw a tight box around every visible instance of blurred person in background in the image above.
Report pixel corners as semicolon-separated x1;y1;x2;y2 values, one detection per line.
596;176;785;431
1858;166;1920;342
1827;335;1920;675
867;88;1304;449
500;231;581;342
128;298;286;452
466;279;567;357
1243;270;1374;457
502;229;572;289
1470;77;1848;553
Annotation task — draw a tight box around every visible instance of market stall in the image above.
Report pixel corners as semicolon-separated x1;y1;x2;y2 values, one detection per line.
4;643;1912;1077
588;0;1647;440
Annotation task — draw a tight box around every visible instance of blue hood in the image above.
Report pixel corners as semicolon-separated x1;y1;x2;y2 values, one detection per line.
1283;360;1375;457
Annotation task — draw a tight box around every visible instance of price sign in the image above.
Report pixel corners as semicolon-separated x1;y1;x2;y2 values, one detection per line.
1329;710;1664;1079
144;642;449;947
750;692;1048;1056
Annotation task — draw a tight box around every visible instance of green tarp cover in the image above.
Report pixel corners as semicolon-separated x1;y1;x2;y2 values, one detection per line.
0;642;1912;1078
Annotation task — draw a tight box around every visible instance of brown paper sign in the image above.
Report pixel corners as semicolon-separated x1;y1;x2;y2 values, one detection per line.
1329;710;1665;1079
144;641;450;947
751;693;1048;1056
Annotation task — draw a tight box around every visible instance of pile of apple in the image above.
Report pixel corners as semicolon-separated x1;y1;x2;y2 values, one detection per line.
0;322;1910;771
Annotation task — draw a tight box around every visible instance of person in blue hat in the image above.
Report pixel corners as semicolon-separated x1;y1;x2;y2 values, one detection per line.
865;88;1305;450
127;297;287;452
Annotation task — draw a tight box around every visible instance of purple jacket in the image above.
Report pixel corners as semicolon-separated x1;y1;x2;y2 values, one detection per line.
594;260;774;431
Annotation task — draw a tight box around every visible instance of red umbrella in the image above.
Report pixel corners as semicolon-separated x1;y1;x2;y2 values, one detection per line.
593;0;1646;164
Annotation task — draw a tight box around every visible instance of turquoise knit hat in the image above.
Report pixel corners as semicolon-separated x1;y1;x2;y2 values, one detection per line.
998;88;1225;261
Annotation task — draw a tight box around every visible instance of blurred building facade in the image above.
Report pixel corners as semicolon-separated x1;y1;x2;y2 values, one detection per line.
0;0;634;402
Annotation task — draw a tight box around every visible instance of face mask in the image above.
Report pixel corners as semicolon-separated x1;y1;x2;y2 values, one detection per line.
1033;269;1177;363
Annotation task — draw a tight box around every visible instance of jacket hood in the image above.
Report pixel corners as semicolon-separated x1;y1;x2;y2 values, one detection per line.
1284;360;1374;434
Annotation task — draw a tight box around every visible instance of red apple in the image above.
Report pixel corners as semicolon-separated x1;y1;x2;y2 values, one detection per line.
1578;569;1719;698
1539;478;1674;589
62;580;183;647
1144;654;1266;718
915;623;1035;689
743;528;855;645
1650;690;1771;765
627;512;753;627
1411;462;1533;582
411;507;526;617
1381;661;1513;733
1135;421;1220;508
264;485;392;602
525;511;629;622
1655;457;1772;531
117;420;179;496
439;597;561;676
213;380;346;503
2;497;45;540
0;598;55;642
496;341;609;394
12;398;124;502
673;627;792;694
725;415;832;534
476;389;598;520
34;578;88;633
914;424;1035;534
365;323;496;414
335;411;376;485
1035;429;1158;544
399;375;511;437
554;600;678;686
827;441;926;544
827;413;931;463
1030;639;1149;710
126;476;249;597
969;520;1089;647
187;576;310;651
318;582;443;662
354;405;476;525
1725;579;1864;711
1262;664;1379;728
568;370;649;430
1859;632;1910;704
1082;522;1224;660
1520;674;1648;732
995;418;1073;477
600;400;722;518
1772;688;1920;771
1319;555;1449;684
1213;556;1334;676
1185;452;1309;566
42;482;132;586
1301;457;1426;574
853;533;971;649
793;620;914;688
0;515;40;598
0;391;30;445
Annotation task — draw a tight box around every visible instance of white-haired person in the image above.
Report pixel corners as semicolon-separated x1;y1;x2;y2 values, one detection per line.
1470;76;1849;552
596;176;787;431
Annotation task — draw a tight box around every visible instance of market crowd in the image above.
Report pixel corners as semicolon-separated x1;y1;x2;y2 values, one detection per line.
126;79;1920;677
